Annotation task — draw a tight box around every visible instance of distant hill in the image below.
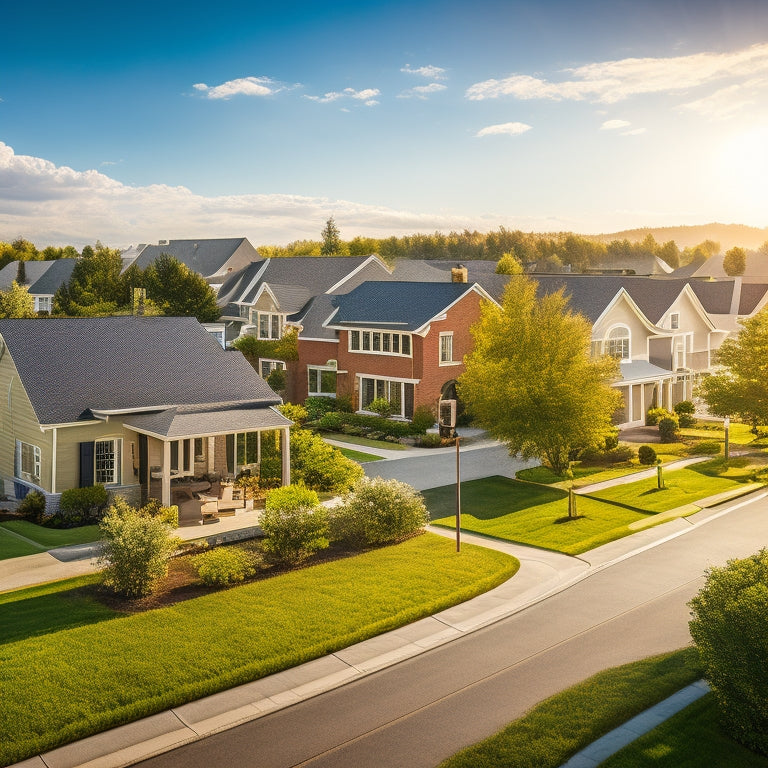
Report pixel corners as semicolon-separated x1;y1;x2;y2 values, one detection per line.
589;223;768;252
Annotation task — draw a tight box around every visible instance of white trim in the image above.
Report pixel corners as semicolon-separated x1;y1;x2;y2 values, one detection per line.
348;328;413;357
325;255;390;294
412;283;497;334
439;331;454;365
234;259;270;304
300;336;339;344
355;373;419;385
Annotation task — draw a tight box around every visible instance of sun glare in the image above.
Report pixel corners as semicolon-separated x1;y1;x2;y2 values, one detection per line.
715;125;768;221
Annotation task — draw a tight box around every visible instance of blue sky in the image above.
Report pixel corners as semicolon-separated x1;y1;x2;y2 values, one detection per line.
2;0;768;247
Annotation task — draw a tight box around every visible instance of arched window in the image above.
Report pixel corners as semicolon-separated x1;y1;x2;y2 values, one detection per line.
605;326;630;360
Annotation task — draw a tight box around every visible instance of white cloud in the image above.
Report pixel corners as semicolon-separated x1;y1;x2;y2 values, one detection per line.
466;42;768;106
621;128;647;136
600;119;631;130
192;76;281;99
398;83;448;99
0;142;516;247
401;64;447;80
476;122;532;138
679;78;765;119
305;87;381;106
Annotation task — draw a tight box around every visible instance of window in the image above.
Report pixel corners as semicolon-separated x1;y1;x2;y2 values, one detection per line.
257;312;282;340
349;330;412;357
194;438;206;462
308;366;337;396
670;313;679;330
604;326;630;360
237;432;260;466
94;438;121;485
439;332;454;364
239;305;249;318
260;359;285;379
675;340;686;370
15;440;41;482
359;377;415;419
35;296;52;313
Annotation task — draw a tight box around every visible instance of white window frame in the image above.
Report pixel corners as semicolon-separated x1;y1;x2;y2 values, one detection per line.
358;376;416;419
348;329;412;357
34;295;53;313
670;313;680;330
259;358;286;379
439;332;454;365
15;440;41;483
257;312;283;340
308;365;337;397
604;325;630;360
675;339;687;370
94;438;122;486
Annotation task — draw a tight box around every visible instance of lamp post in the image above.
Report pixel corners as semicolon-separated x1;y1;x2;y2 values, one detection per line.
724;416;730;461
455;435;461;552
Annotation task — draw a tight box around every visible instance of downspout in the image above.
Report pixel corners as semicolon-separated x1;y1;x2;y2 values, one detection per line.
51;427;57;494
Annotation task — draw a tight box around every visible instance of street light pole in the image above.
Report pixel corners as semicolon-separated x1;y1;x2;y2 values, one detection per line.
724;416;730;461
455;435;461;552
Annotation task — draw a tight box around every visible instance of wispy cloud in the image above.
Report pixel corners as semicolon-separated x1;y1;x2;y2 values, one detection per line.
401;64;447;80
398;83;447;99
621;128;647;136
305;87;380;106
193;76;282;99
679;78;765;119
476;122;532;138
1;142;527;247
466;42;768;106
600;119;631;130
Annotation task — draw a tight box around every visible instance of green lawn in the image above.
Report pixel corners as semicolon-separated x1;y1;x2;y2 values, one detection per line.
425;477;653;555
517;463;644;488
323;432;407;450
441;648;704;768
681;420;760;447
0;533;517;766
601;693;768;768
337;447;384;462
0;520;101;550
586;463;751;513
0;527;43;560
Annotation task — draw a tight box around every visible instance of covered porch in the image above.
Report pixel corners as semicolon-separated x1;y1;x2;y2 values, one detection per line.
123;404;292;525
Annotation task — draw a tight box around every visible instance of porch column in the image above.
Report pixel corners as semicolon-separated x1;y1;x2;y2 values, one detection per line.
207;437;215;474
51;427;57;494
162;441;172;506
281;427;291;487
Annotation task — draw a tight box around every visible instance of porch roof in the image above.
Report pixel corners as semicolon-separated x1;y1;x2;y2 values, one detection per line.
123;404;292;440
617;360;674;383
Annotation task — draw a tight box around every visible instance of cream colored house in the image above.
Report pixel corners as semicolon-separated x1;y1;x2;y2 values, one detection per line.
0;316;291;516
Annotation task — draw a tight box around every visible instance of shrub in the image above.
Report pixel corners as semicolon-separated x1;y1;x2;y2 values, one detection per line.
17;490;46;525
99;500;180;598
288;429;364;493
673;400;696;428
329;477;429;548
266;367;286;392
646;407;674;426
689;549;768;755
265;483;320;512
304;396;340;421
658;415;680;443
58;484;110;525
689;440;721;456
411;405;436;434
579;444;634;466
419;433;443;448
316;411;344;431
192;547;258;586
367;397;393;417
637;445;657;465
138;498;179;527
260;504;329;564
279;402;308;427
603;430;620;451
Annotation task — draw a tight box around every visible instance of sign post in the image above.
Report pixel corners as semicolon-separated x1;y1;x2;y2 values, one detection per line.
455;435;461;552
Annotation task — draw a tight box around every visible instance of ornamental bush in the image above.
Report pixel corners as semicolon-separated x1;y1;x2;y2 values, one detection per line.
646;407;674;426
265;483;320;512
287;429;363;493
419;433;443;448
17;491;46;525
58;484;110;525
637;445;657;465
328;477;429;548
411;405;436;434
278;402;308;427
316;411;344;431
260;504;329;564
99;499;180;598
304;396;340;421
367;397;393;417
192;546;259;586
689;549;768;755
658;415;680;443
673;400;696;428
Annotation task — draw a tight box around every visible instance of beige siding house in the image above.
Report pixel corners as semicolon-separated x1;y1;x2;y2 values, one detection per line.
0;317;291;521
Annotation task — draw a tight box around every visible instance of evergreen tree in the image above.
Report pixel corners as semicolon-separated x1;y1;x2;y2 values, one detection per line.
320;217;342;255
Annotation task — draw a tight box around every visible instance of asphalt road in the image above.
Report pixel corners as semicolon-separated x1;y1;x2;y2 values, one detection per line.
137;493;768;768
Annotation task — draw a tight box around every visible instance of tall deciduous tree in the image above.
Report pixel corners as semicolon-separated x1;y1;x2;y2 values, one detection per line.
54;243;125;315
723;246;747;276
699;307;768;429
143;254;220;322
320;217;341;255
459;277;621;474
495;252;524;275
0;281;35;318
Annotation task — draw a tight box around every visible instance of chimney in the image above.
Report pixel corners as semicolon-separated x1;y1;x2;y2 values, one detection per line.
451;264;468;283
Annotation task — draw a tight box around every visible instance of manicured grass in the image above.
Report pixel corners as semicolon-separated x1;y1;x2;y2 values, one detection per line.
517;463;643;488
440;648;703;768
323;432;407;450
0;533;517;766
0;527;43;560
337;447;384;462
601;693;768;768
681;420;759;446
425;476;652;555
0;575;119;644
586;463;750;513
0;520;101;549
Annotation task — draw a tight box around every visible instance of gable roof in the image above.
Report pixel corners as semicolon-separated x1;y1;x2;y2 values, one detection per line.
0;259;77;295
326;281;492;333
0;316;279;425
125;238;258;280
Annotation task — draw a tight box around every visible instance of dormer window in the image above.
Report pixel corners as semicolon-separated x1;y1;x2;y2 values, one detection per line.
670;313;679;330
605;326;630;360
257;312;282;340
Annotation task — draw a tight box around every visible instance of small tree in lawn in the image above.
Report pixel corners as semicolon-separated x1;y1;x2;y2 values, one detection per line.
459;276;621;475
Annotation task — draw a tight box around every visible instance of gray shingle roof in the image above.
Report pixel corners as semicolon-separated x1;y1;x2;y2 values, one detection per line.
327;281;487;332
128;238;258;279
739;283;768;315
0;316;280;425
0;259;77;294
